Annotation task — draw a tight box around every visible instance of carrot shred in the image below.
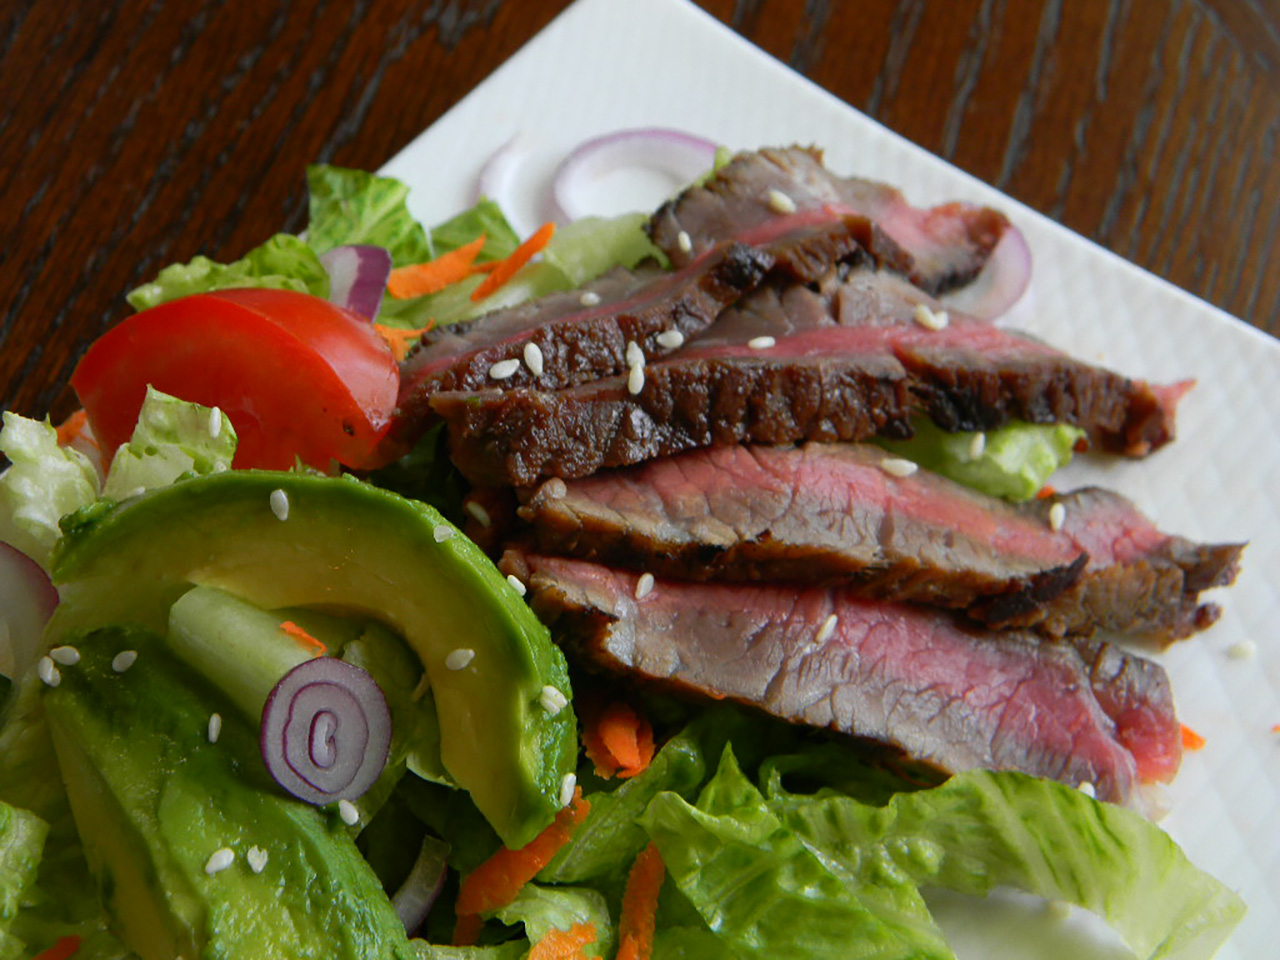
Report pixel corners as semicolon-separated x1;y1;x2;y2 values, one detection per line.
452;787;590;943
387;236;487;299
528;922;598;960
55;409;89;447
1272;723;1280;735
1035;485;1057;500
616;842;665;960
375;319;435;363
278;620;326;656
34;936;82;960
451;911;484;948
470;222;555;302
580;697;654;779
1180;723;1206;751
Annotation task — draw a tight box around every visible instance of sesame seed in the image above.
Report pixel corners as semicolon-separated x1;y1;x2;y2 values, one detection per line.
676;230;692;254
37;656;60;687
523;341;545;377
968;432;986;459
540;685;568;716
815;613;838;645
464;501;491;528
49;645;80;665
506;573;527;597
205;847;235;875
209;406;223;438
208;713;222;744
627;363;645;396
767;189;797;214
1048;502;1067;532
656;328;684;350
111;650;138;673
912;304;949;331
212;460;230;473
1226;639;1257;661
542;477;568;500
634;572;655;600
433;524;456;543
445;648;475;671
625;340;645;368
338;799;360;826
1078;781;1096;799
747;335;776;350
246;846;269;874
559;772;577;808
269;489;289;521
879;458;918;478
579;290;602;307
488;358;521;380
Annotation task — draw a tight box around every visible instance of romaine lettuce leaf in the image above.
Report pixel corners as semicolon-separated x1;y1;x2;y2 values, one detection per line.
541;213;665;286
307;165;432;268
496;883;613;959
427;198;520;264
0;801;47;933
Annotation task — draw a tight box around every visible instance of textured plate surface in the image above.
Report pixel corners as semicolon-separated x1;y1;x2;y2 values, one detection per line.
381;0;1280;954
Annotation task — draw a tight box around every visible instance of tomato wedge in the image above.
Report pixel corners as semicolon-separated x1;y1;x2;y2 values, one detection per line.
71;289;399;471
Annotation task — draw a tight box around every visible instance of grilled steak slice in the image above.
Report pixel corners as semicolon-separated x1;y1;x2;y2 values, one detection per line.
516;443;1241;642
649;146;1009;294
502;550;1180;804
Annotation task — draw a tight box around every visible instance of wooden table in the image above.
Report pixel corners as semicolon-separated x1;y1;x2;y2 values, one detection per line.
3;0;1276;421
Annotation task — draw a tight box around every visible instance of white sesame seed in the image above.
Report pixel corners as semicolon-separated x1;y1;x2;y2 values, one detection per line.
634;572;655;600
37;656;60;687
968;432;986;459
1048;502;1067;532
338;799;360;826
49;645;80;665
1226;639;1257;661
433;523;456;543
879;458;918;478
488;358;521;380
747;335;776;350
676;230;692;254
111;650;138;673
815;613;838;645
579;290;602;307
656;328;684;350
205;847;235;875
767;189;797;214
542;477;568;500
208;713;222;744
627;363;645;396
445;648;475;671
209;406;223;438
1078;781;1097;799
246;846;269;874
559;772;577;808
269;489;289;521
912;304;949;331
523;341;545;377
506;574;527;597
464;500;492;528
625;340;646;368
540;685;568;716
212;459;230;473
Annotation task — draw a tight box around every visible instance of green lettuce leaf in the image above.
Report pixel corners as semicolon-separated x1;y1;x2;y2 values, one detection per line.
496;883;613;958
0;801;47;946
127;233;329;311
307;165;431;268
541;213;665;286
409;941;524;960
428;198;520;264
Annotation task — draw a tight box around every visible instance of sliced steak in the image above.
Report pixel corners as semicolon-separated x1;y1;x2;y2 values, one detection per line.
516;443;1241;642
648;145;1009;295
502;550;1181;804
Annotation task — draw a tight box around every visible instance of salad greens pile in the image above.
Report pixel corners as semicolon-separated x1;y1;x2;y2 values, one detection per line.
0;162;1244;960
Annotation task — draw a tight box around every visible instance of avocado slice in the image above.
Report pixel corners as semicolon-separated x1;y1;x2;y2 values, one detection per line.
47;471;576;849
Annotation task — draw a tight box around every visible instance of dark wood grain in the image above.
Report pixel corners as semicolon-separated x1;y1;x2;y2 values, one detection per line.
2;0;1276;424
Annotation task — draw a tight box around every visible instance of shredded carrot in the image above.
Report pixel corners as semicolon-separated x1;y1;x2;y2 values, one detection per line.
616;843;665;960
1035;485;1057;500
55;409;90;447
453;787;590;943
387;236;487;299
471;222;556;301
1180;723;1206;751
451;911;484;948
580;698;654;779
33;936;82;960
278;620;326;657
528;923;598;960
1272;723;1280;735
375;319;435;363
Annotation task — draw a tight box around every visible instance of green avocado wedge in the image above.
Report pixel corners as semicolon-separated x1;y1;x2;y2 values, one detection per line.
47;471;577;849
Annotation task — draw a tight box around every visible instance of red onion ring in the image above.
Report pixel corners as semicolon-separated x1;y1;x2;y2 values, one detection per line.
0;541;58;678
940;224;1033;321
260;656;391;806
320;245;392;322
550;127;719;222
392;834;450;933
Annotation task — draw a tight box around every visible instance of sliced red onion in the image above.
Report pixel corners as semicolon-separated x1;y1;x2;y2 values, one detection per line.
260;656;391;806
940;224;1033;321
551;128;719;222
475;134;532;235
0;542;58;678
320;245;392;322
392;834;450;933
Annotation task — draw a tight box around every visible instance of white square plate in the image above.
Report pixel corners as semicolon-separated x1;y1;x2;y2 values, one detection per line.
380;0;1280;954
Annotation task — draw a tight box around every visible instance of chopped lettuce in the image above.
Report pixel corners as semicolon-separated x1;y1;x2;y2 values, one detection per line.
0;801;47;956
496;883;613;958
307;165;433;268
428;197;521;264
541;213;666;286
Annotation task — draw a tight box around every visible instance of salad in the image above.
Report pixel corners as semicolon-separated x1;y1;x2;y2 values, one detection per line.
0;139;1247;960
